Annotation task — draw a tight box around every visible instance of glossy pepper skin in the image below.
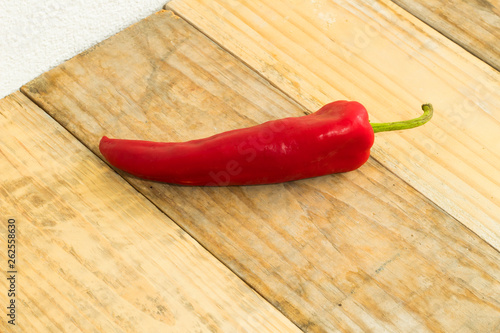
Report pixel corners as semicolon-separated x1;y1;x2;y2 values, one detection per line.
99;101;432;186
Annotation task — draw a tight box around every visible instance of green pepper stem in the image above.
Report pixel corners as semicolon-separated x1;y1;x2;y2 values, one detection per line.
371;104;433;133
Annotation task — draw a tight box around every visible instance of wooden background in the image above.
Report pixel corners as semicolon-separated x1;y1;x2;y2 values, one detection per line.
1;1;499;332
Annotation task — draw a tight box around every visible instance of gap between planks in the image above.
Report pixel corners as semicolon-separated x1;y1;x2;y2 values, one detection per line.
389;0;500;72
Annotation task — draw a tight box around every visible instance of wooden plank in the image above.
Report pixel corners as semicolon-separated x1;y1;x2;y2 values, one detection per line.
168;0;500;251
0;92;300;332
21;9;500;332
390;0;500;71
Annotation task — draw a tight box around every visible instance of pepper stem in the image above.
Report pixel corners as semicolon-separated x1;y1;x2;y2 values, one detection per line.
371;104;433;133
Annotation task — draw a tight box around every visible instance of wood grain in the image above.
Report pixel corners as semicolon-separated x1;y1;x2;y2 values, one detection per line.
390;0;500;71
22;10;500;332
0;92;300;332
168;0;500;251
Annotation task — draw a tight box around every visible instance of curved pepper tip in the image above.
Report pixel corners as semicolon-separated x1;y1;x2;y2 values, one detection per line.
100;136;113;145
99;136;112;155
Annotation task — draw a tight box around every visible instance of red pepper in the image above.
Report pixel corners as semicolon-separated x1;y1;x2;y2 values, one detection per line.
99;101;432;186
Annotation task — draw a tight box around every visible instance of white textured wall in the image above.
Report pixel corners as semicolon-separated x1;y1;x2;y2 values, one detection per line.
0;0;170;99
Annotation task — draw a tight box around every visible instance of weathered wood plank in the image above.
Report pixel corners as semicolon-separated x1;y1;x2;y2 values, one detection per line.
168;0;500;252
391;0;500;71
0;92;300;332
22;10;500;333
